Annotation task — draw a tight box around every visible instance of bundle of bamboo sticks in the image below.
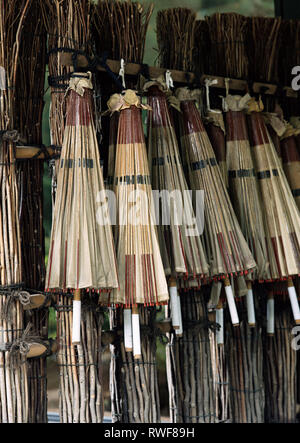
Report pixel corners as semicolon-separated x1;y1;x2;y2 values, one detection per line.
93;0;153;64
247;17;281;84
110;306;161;423
166;290;217;423
0;0;32;423
157;8;197;73
262;289;297;423
41;0;112;424
225;293;265;423
15;0;48;422
56;292;104;423
206;13;249;79
279;19;300;87
40;0;92;180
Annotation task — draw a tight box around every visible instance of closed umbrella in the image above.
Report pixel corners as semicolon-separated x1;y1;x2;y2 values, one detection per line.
106;89;169;358
247;99;300;325
46;73;119;343
176;87;256;326
145;79;209;331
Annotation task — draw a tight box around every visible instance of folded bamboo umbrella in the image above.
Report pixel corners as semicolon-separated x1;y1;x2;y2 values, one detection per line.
144;79;209;334
46;73;119;343
280;124;300;211
224;94;272;329
105;90;168;358
176;87;256;326
247;100;300;325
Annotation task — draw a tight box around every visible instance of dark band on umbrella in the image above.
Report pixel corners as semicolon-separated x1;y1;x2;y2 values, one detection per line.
152;156;180;166
191;158;217;171
115;175;151;185
226;110;249;142
257;169;279;179
60;158;94;169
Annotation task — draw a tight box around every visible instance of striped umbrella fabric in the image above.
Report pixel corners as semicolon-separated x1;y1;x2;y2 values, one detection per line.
145;81;209;282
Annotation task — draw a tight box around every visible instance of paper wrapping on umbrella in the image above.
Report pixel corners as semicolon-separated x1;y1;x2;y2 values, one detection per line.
46;73;119;290
176;88;256;279
247;101;300;278
107;90;168;307
225;94;270;282
145;81;209;281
